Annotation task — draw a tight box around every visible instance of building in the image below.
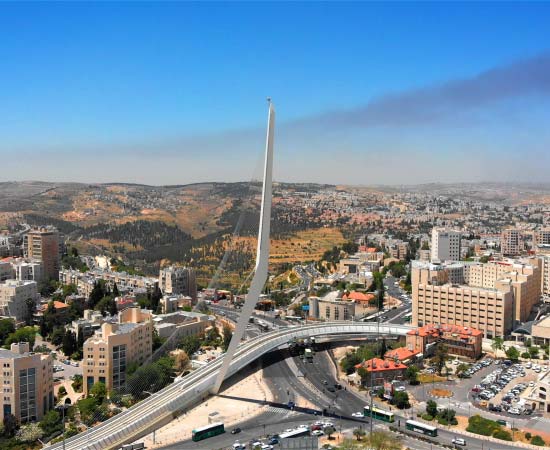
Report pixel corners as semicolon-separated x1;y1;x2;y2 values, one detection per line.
538;255;550;297
411;259;541;337
526;371;550;414
0;261;12;282
0;280;38;323
431;228;461;262
159;266;197;302
534;228;550;247
501;228;522;256
308;291;376;321
160;295;193;314
152;310;212;339
354;357;407;384
83;307;153;396
24;227;60;281
35;301;70;324
0;342;54;423
12;260;42;282
406;324;483;359
411;262;514;338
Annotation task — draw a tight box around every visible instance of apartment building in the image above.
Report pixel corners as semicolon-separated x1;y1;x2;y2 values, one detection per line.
83;307;153;396
406;323;483;360
152;310;212;339
24;227;60;281
501;228;522;256
159;266;197;302
354;358;407;384
431;228;461;262
539;255;550;297
534;228;550;247
411;262;514;338
0;280;38;323
0;261;12;282
12;260;42;282
0;342;54;423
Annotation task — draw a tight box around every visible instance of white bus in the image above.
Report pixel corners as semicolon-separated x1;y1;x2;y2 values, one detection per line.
405;420;438;437
279;427;310;439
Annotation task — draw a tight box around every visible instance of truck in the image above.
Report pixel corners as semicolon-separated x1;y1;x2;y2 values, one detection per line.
304;348;313;362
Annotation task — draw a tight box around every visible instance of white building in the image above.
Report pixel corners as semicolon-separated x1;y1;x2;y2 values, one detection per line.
431;228;461;262
0;280;38;322
12;260;42;282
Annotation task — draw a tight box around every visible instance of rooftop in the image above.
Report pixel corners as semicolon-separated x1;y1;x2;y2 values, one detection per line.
408;323;482;338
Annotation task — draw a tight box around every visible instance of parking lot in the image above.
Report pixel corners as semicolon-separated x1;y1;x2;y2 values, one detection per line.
470;360;542;417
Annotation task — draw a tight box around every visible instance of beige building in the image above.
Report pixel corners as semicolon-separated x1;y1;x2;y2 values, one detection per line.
0;342;54;423
83;307;153;396
534;228;550;247
0;280;38;323
501;228;522;256
153;310;212;339
12;260;42;282
308;291;376;321
25;227;60;281
159;266;197;302
411;262;514;338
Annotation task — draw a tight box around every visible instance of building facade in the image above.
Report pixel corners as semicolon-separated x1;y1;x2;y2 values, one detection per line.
431;228;461;262
159;266;197;302
82;307;153;396
501;228;522;256
406;323;482;359
0;343;54;423
25;227;60;281
0;280;38;323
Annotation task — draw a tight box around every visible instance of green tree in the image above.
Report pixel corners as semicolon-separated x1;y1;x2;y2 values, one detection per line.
90;381;107;402
39;410;62;437
433;344;448;375
50;326;65;346
16;422;44;442
88;281;105;309
62;330;77;356
3;413;18;437
531;435;546;446
0;318;15;345
491;336;504;353
112;282;120;297
390;391;410;409
353;428;366;441
505;346;520;362
77;397;99;426
5;326;37;348
222;325;233;351
24;297;36;326
405;365;420;385
426;400;438;417
72;374;83;393
324;425;336;440
456;363;470;377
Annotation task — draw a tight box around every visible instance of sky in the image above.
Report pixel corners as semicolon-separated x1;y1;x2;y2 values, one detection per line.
1;2;550;186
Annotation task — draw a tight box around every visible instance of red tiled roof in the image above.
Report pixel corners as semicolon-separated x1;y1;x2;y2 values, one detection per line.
407;323;482;338
384;347;419;361
341;291;376;303
354;357;407;372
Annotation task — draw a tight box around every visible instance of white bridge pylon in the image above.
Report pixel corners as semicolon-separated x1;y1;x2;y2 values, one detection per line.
212;100;275;394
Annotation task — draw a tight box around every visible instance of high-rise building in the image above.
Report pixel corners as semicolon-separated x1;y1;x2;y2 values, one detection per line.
0;342;54;423
24;227;60;281
534;228;550;247
83;307;153;396
411;262;514;338
431;228;461;262
0;280;38;323
159;266;197;302
0;261;12;282
501;228;522;256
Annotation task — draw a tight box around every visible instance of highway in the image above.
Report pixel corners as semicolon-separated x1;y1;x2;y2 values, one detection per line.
47;322;412;450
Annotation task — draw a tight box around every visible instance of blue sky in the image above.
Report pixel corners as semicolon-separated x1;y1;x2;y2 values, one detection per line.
1;2;550;185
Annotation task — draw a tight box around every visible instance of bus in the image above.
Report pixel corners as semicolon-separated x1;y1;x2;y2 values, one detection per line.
279;427;310;439
192;422;225;441
285;315;304;323
362;311;384;322
403;312;412;323
405;420;438;437
363;405;395;423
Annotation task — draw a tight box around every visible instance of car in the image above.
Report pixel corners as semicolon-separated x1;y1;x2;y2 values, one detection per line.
529;381;535;387
312;430;324;436
260;445;273;450
452;437;466;446
496;419;507;426
394;386;406;392
322;380;328;385
327;386;336;392
524;409;533;415
352;412;363;418
231;427;242;434
232;443;245;450
268;437;279;445
509;408;521;415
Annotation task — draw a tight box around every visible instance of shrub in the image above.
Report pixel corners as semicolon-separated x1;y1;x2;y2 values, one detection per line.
525;432;532;440
466;415;500;436
531;436;546;446
58;386;67;397
521;351;531;359
421;414;433;421
437;417;448;426
493;429;513;441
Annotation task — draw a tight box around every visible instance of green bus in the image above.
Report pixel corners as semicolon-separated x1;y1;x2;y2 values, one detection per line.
363;405;395;423
192;422;225;441
405;420;438;437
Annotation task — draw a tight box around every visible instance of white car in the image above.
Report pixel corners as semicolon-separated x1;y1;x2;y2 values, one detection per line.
394;386;406;392
529;381;535;387
452;437;466;446
312;430;324;436
352;412;364;418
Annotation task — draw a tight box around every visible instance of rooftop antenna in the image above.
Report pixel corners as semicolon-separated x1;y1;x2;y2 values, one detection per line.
212;99;275;394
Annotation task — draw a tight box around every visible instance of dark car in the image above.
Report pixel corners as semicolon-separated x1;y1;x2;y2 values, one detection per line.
268;437;279;445
231;427;242;434
327;386;336;392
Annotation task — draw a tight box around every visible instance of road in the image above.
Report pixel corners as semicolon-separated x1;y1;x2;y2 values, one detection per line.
158;348;519;450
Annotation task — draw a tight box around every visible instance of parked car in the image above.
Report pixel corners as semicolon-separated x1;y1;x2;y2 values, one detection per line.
452;437;466;446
